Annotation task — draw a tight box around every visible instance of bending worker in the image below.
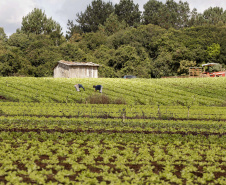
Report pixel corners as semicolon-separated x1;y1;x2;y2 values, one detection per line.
93;85;103;93
74;84;85;92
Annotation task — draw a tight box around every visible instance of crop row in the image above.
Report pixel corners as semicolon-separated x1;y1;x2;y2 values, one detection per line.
0;117;226;138
1;77;226;106
1;77;226;184
0;129;225;184
0;108;226;184
1;102;226;121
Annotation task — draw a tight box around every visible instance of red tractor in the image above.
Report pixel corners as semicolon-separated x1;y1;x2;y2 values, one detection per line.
189;63;225;77
201;63;226;77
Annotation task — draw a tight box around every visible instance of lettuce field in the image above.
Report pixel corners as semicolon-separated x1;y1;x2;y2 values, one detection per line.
0;77;226;184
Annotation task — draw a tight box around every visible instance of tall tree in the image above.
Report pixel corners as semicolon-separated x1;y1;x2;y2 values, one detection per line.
0;27;7;41
203;7;226;25
160;0;187;29
189;7;226;26
75;0;114;33
143;0;190;29
115;0;141;27
66;20;83;40
21;8;62;35
207;43;221;62
7;33;29;50
176;0;190;28
98;13;127;36
143;0;164;25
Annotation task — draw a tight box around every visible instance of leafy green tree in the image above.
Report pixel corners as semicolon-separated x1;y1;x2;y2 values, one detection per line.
0;47;32;76
143;0;190;29
189;7;226;27
75;0;114;33
203;7;226;25
0;50;17;76
129;24;166;58
177;60;196;75
189;12;207;26
67;33;83;43
143;0;164;25
0;28;8;67
207;43;221;63
8;33;29;50
217;27;226;65
91;45;116;77
80;32;107;50
2;5;226;78
93;45;113;64
151;52;174;77
160;0;190;29
0;28;20;76
66;20;83;40
107;28;132;49
115;0;141;27
106;24;166;63
207;43;221;58
0;40;9;76
21;8;62;35
176;0;190;28
108;45;152;77
60;42;87;62
0;27;7;41
98;13;127;36
188;8;200;26
23;34;62;76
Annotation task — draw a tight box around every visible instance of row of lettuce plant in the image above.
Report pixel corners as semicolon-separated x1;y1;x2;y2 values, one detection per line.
1;77;226;105
0;128;225;184
1;102;226;120
1;116;226;135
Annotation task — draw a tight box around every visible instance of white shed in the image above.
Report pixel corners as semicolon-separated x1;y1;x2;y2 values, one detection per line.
54;60;100;78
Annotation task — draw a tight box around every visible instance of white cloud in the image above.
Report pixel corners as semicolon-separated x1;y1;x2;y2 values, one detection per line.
174;0;226;13
0;0;37;35
1;0;226;37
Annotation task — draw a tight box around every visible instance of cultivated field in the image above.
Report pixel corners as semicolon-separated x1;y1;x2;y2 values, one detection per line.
0;77;226;184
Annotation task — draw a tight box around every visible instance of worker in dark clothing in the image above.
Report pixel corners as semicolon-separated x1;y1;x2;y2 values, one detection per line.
74;84;85;92
93;85;103;93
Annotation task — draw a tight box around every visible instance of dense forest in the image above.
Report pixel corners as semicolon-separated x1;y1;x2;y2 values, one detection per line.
0;0;226;78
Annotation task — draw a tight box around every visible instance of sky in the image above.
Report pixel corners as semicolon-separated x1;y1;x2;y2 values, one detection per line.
1;0;226;37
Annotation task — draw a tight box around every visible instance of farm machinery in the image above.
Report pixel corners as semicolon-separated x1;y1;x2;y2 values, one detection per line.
189;63;226;77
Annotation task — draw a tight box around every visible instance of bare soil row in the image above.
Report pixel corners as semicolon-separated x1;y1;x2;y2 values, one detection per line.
0;128;225;137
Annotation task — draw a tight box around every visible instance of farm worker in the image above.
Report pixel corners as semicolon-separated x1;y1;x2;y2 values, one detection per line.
93;85;103;93
74;84;85;92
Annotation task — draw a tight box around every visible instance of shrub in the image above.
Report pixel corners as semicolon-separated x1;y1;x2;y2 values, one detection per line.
113;97;126;104
86;94;111;104
86;94;126;104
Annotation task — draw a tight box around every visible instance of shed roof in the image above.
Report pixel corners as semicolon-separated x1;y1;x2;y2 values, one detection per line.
58;60;100;67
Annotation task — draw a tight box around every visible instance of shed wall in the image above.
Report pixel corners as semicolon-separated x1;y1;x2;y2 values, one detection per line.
54;64;98;78
54;63;70;78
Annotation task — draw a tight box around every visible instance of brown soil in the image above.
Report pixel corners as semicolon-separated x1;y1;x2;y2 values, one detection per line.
0;145;225;184
0;128;224;137
2;114;226;121
0;121;225;184
0;96;6;100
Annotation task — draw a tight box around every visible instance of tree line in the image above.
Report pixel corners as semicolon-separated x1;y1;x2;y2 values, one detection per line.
0;0;226;78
